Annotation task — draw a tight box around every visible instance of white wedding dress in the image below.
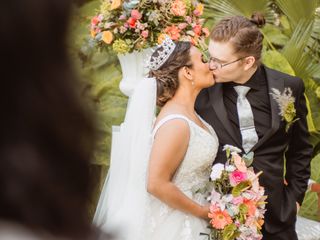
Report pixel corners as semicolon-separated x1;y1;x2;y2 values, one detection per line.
144;114;219;240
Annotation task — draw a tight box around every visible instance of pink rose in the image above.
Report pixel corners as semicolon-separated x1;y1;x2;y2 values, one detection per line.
229;170;247;186
178;23;188;30
202;27;210;37
232;196;244;205
91;16;100;26
193;25;202;35
209;203;220;213
141;30;149;38
119;14;127;20
185;16;192;24
131;9;142;20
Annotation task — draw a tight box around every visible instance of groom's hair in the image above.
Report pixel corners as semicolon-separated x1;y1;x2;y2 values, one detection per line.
210;12;266;65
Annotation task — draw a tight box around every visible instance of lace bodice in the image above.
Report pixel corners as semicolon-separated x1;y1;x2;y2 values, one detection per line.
146;114;219;240
152;114;218;196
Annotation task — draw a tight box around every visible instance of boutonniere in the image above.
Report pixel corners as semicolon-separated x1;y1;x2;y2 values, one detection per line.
270;87;299;132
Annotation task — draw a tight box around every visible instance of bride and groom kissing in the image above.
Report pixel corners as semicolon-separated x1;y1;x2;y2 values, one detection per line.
94;13;313;240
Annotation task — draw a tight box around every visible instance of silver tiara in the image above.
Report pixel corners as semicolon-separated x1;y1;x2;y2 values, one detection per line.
149;36;176;70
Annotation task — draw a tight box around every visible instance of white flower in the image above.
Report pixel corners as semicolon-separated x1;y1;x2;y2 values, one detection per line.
223;144;242;154
210;163;225;181
225;165;236;172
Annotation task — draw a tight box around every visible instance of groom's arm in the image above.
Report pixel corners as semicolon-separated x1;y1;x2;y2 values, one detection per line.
285;78;313;205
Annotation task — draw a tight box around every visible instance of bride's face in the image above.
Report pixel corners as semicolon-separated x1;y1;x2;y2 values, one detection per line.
189;46;215;88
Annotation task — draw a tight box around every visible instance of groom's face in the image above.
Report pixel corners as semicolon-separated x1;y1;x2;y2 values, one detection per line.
208;40;245;83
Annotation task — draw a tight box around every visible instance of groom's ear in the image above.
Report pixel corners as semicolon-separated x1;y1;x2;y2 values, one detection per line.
243;56;256;71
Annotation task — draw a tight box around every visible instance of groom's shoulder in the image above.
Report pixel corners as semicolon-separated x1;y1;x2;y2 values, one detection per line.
196;87;212;108
264;65;303;88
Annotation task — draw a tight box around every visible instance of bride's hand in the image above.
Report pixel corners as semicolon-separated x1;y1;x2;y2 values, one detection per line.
198;205;210;220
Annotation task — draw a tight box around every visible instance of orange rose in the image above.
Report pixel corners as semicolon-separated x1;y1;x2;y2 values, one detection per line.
193;25;202;36
110;0;121;10
102;31;113;44
164;25;181;41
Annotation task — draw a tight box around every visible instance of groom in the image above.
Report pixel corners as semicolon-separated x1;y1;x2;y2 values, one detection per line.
196;15;313;240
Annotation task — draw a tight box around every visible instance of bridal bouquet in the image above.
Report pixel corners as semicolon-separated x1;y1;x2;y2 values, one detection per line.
89;0;210;54
204;145;267;240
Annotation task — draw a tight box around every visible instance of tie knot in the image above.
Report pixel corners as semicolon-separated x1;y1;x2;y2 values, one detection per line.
234;86;250;97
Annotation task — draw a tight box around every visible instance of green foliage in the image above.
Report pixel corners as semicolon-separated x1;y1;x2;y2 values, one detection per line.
222;223;239;240
299;154;320;221
232;181;251;197
70;0;127;219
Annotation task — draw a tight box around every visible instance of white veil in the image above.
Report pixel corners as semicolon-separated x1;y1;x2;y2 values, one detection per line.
93;77;157;240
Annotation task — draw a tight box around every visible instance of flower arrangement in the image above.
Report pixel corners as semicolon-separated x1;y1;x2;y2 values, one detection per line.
203;145;267;240
270;87;299;132
90;0;210;54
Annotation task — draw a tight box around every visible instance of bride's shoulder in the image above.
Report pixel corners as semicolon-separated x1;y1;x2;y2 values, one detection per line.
152;109;191;140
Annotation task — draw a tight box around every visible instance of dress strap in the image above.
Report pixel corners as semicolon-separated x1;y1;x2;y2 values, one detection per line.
152;114;190;139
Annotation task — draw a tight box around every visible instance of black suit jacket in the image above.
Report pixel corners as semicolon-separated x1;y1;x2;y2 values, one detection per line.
195;66;313;234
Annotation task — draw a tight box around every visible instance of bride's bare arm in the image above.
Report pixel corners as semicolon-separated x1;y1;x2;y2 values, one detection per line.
147;119;209;219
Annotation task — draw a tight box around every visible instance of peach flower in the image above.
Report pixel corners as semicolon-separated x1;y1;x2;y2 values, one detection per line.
209;210;232;229
102;31;113;44
233;153;247;172
165;25;181;40
171;0;187;16
243;199;257;217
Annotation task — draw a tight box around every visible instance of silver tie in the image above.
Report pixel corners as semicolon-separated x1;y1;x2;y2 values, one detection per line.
234;86;258;153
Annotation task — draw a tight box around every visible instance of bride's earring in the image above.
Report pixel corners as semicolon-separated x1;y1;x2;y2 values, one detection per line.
191;80;195;86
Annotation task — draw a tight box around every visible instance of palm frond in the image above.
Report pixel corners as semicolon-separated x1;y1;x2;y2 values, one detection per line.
299;153;320;221
281;20;320;79
275;0;319;28
204;0;274;24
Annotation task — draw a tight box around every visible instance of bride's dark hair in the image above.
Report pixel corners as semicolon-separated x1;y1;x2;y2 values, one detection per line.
149;41;192;107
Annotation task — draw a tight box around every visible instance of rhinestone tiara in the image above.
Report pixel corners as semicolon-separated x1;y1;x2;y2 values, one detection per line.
149;36;176;70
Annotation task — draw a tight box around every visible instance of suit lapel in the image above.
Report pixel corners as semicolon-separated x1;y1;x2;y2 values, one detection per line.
251;66;284;152
208;83;241;146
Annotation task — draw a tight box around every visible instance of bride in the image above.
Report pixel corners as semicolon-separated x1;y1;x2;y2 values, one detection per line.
93;37;219;239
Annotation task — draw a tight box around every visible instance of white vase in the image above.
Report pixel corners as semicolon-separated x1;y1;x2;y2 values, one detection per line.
117;48;153;97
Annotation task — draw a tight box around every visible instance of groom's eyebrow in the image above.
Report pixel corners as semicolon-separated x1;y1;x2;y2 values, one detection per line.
210;56;227;63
